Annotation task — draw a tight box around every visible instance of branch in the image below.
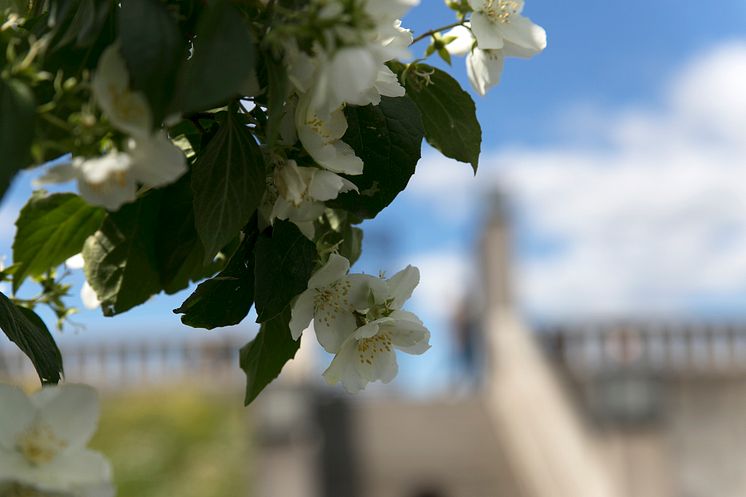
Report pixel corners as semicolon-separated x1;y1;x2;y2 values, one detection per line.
411;20;467;45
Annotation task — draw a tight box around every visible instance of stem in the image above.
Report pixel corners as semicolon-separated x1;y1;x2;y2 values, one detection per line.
411;20;467;45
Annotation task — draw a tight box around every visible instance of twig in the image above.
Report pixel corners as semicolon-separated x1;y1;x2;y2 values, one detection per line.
411;20;467;45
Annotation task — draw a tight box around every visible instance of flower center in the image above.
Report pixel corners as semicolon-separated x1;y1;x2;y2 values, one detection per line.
484;0;521;24
16;424;68;466
356;332;392;365
306;114;335;143
313;280;352;326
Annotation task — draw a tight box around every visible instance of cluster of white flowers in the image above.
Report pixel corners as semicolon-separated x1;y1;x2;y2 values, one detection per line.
0;383;114;497
290;254;430;393
267;0;418;238
446;0;546;95
38;44;187;211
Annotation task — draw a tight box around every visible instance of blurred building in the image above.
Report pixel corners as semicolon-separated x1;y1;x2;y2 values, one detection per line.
255;193;746;497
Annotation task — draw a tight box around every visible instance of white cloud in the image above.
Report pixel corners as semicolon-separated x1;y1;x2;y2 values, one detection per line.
408;40;746;318
402;251;473;321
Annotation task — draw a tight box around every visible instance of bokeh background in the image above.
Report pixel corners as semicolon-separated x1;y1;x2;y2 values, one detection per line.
3;1;746;496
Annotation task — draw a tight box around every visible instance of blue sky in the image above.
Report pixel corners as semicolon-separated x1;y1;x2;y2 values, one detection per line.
3;1;746;392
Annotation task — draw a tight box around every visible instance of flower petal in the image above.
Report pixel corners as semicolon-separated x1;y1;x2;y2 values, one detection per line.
470;12;504;50
0;384;34;451
386;265;419;308
308;253;349;289
308;170;345;201
502;39;542;59
128;133;187;188
499;15;546;51
313;308;357;354
34;385;99;451
34;162;77;186
444;26;475;56
92;44;152;138
466;48;504;96
387;311;431;355
29;448;112;491
289;290;315;340
323;339;368;393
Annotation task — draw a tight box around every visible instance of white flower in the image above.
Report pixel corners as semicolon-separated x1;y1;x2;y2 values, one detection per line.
323;309;430;393
322;264;431;393
270;160;357;239
468;0;546;52
92;43;152;139
274;160;357;206
295;94;364;175
446;24;543;95
289;254;371;353
0;384;114;497
36;132;186;211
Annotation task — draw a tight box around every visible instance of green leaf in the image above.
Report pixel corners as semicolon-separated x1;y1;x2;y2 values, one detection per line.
392;61;481;172
12;192;105;293
0;292;63;384
174;1;256;114
154;174;211;294
239;307;300;405
264;52;289;146
0;79;35;202
174;227;258;329
192;111;266;261
82;194;161;316
331;96;424;218
254;220;316;323
118;0;184;126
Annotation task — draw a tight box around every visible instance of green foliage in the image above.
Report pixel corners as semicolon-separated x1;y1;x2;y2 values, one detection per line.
175;1;256;114
12;191;105;292
83;194;162;316
155;175;213;295
332;96;425;218
263;52;289;146
253;220;316;323
0;79;35;202
0;292;63;384
48;0;113;51
0;0;494;401
174;227;258;329
239;307;300;405
119;0;185;127
91;390;250;497
393;61;482;172
191;110;267;262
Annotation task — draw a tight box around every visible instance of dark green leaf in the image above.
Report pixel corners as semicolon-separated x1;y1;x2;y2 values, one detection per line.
13;192;105;293
174;1;255;113
119;0;184;126
174;227;258;329
0;79;35;202
0;292;63;384
392;61;481;172
254;220;316;323
155;174;211;294
264;52;289;146
82;194;161;316
331;96;424;218
192;111;266;261
239;307;300;405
